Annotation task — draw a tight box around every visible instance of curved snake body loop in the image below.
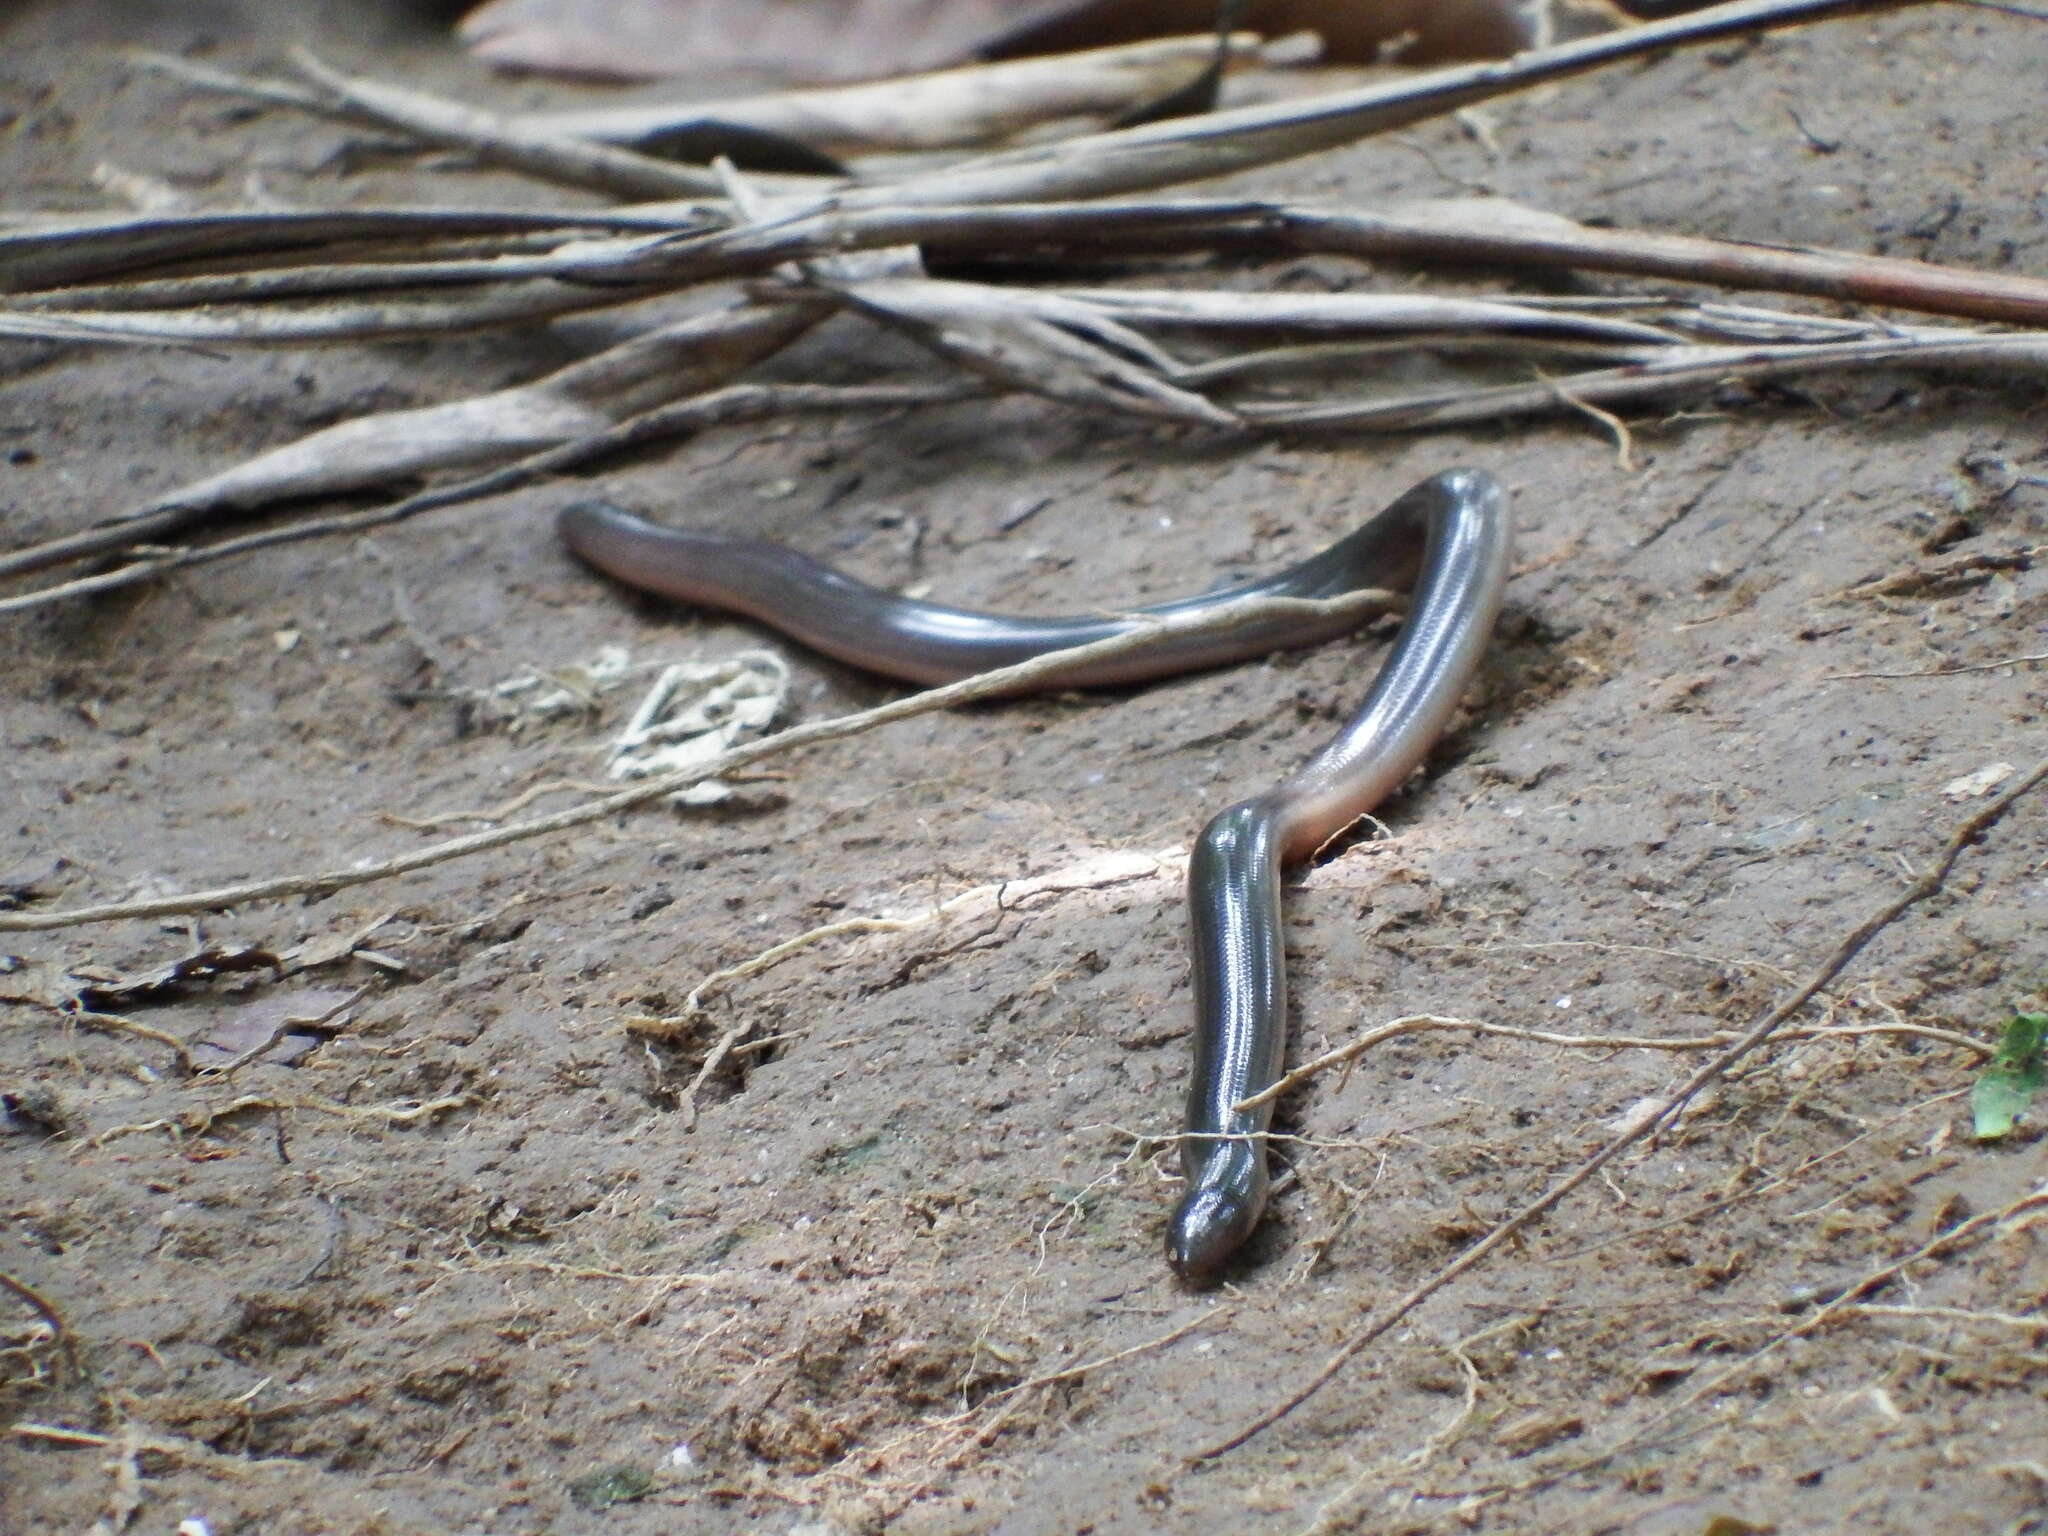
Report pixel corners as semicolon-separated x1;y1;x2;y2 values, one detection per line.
559;468;1512;1282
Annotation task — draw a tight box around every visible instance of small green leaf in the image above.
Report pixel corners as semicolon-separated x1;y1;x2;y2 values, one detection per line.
567;1464;653;1512
1972;1010;2047;1141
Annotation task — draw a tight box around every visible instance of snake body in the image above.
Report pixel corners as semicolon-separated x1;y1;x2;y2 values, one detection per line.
559;468;1512;1280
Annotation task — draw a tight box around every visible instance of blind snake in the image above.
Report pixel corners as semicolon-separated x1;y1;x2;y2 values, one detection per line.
559;467;1512;1282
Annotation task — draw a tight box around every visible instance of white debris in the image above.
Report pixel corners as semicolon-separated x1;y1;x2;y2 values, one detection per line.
465;646;790;801
485;643;637;719
1942;761;2015;801
608;649;791;805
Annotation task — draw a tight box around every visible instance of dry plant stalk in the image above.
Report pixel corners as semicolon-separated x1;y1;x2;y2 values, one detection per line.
82;1091;474;1149
517;33;1272;155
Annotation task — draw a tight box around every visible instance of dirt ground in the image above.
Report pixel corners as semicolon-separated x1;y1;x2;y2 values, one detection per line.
4;2;2047;1533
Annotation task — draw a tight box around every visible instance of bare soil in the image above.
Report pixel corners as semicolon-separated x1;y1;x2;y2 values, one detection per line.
3;3;2046;1534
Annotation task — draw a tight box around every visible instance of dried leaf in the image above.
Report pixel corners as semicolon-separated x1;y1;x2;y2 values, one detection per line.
457;0;1628;83
75;944;282;1009
458;0;1088;82
1943;761;2016;801
517;35;1258;155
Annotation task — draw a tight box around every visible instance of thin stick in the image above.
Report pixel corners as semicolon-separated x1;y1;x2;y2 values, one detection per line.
65;1006;199;1075
0;1270;69;1346
83;1091;473;1147
484;193;2048;329
10;251;651;312
1543;372;1637;471
18;193;2045;332
0;587;1396;934
1824;649;2048;680
0;205;696;293
1841;1302;2048;1331
1251;332;2048;433
8;1423;110;1448
0;279;655;345
0;1269;82;1381
1195;751;2048;1461
1278;203;2048;331
1233;1011;1992;1113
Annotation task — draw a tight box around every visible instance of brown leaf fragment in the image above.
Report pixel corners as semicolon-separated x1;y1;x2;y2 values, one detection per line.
75;944;283;1009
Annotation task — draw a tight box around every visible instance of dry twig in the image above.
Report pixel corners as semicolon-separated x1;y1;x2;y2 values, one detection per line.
83;1092;473;1148
1233;1011;1993;1112
0;1270;72;1360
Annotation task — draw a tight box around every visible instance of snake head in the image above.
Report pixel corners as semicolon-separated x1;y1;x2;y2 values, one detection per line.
1165;1145;1268;1285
